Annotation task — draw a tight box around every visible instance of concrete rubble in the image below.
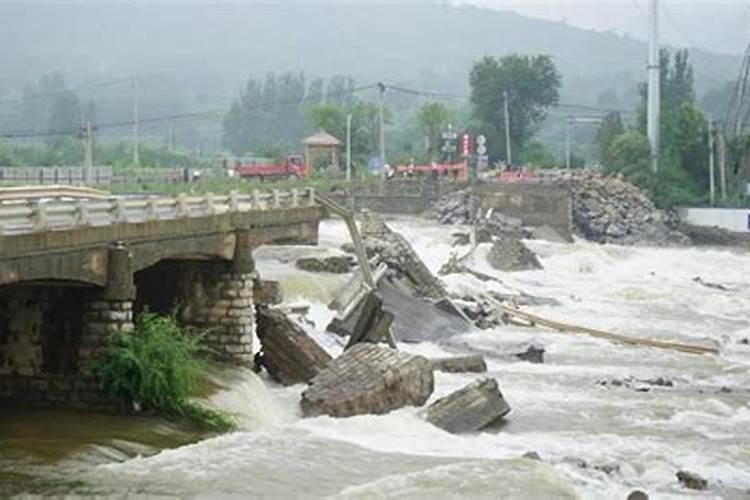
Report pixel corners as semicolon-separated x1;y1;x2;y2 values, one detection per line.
431;354;488;373
677;470;708;490
487;238;543;272
300;343;434;418
295;255;353;274
559;170;689;245
255;307;333;386
431;172;692;246
424;377;511;433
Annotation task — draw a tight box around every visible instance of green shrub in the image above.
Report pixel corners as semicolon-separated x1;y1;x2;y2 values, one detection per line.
92;312;234;432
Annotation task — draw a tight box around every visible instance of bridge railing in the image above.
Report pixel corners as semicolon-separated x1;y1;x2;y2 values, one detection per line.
0;188;316;236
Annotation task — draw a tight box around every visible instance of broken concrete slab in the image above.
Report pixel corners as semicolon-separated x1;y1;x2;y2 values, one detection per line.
256;307;333;386
345;292;395;349
300;343;434;418
431;355;488;373
424;378;511;433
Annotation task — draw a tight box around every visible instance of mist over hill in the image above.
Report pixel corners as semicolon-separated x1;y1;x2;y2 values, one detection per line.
0;2;739;151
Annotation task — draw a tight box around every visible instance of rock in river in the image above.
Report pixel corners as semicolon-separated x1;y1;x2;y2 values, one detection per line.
487;238;543;272
300;344;434;418
424;378;511;433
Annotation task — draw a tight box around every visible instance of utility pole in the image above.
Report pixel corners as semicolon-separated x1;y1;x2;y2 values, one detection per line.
346;113;352;183
708;117;715;206
132;77;140;166
168;122;175;152
565;117;572;169
377;82;386;174
647;0;660;173
503;90;512;167
82;120;94;184
718;130;728;202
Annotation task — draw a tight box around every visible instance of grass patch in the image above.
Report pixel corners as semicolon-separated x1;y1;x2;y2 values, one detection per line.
92;312;235;433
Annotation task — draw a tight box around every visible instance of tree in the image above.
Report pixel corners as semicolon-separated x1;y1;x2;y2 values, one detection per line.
596;112;624;166
305;103;347;140
604;49;709;207
469;54;561;163
416;101;451;160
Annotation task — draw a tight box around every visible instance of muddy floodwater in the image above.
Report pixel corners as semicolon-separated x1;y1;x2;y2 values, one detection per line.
2;217;749;499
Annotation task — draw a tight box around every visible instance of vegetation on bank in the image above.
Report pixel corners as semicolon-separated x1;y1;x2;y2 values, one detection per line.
92;312;235;433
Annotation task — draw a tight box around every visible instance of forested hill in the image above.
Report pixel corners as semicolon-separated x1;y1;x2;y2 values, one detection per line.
0;2;738;107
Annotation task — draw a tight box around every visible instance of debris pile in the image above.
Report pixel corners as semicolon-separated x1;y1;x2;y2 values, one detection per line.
431;171;692;246
431;189;480;225
432;190;532;240
565;171;689;245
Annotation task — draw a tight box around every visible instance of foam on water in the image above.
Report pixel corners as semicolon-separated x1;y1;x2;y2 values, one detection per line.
88;217;750;499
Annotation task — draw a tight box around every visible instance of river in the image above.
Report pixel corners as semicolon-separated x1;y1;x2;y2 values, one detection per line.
1;217;749;499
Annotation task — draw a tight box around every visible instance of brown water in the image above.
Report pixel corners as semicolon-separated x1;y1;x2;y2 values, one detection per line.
0;404;203;496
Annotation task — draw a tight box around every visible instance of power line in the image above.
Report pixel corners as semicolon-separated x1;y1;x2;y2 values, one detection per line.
384;83;633;115
0;76;136;106
0;83;379;139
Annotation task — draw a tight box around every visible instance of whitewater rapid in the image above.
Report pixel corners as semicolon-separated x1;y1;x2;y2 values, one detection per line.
81;218;750;498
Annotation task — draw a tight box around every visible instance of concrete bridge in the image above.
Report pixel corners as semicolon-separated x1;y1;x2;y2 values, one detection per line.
0;188;322;406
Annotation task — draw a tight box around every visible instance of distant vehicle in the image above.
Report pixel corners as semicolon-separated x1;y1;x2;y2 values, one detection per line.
227;155;307;181
392;162;468;181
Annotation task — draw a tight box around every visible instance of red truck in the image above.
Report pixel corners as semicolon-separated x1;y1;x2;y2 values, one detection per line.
228;155;307;181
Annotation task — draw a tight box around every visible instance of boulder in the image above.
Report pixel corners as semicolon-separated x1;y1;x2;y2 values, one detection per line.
627;491;649;500
424;378;511;433
515;344;545;364
487;238;543;272
301;343;434;418
677;470;708;490
255;307;333;386
296;256;353;274
431;355;488;373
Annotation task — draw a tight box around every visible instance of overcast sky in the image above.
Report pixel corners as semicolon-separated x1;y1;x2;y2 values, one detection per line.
4;0;748;54
454;0;749;54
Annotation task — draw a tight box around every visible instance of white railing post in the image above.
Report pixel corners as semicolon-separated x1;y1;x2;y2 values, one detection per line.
74;199;90;226
307;187;316;206
204;192;215;215
229;190;240;212
112;198;127;223
146;198;158;221
272;189;281;208
177;193;189;217
30;200;48;232
291;188;299;207
252;189;262;209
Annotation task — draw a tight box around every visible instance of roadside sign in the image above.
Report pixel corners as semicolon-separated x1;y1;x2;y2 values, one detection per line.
476;134;486;146
477;144;487;156
461;133;471;157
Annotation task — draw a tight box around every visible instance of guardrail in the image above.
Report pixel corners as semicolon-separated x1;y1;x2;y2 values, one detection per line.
0;188;316;236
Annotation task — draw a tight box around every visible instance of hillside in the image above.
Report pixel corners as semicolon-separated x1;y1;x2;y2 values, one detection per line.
0;2;739;152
